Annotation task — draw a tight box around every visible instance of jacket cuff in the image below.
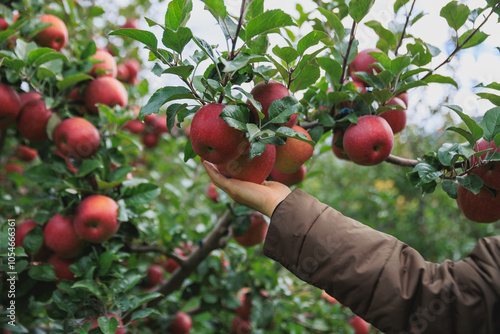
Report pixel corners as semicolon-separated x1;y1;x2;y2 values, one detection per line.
263;189;328;273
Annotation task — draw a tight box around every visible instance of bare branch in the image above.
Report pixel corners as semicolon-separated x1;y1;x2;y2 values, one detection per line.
384;154;419;167
394;0;417;56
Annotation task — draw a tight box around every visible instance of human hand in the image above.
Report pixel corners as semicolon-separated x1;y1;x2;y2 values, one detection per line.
202;161;291;218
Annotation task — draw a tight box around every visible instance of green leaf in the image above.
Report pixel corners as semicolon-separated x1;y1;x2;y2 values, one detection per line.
446;126;475;145
391;56;412;75
457;174;483;195
364;21;396;49
400;67;431;81
219;105;250;131
272;45;299;64
267;96;302;124
109;29;158;50
290;61;321;92
249;141;267;160
201;0;227;20
141;86;193;117
440;1;470;30
480;107;500;142
407;41;433;66
72;280;104;298
446;105;484;142
184;138;197;162
131;309;161;321
76;159;102;177
57;73;93;91
317;57;342;84
477;93;500;107
98;251;114;276
275;126;315;146
411;163;442;186
394;0;410;13
221;53;266;72
97;315;118;334
395;81;428;95
162;27;192;54
297;30;330;55
245;10;296;41
423;74;458;88
458;30;488;49
25;165;60;187
0;29;14;44
23;226;44;255
27;48;67;67
437;143;462;166
165;0;192;30
166;103;187;133
162;65;194;79
317;8;344;39
29;263;57;282
348;0;375;23
442;180;458;199
193;36;216;62
122;183;161;206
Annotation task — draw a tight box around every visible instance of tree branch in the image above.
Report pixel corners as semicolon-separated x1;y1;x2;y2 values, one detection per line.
384;154;419;167
394;0;416;56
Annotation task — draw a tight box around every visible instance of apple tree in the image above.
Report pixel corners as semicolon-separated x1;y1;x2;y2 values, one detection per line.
1;0;500;333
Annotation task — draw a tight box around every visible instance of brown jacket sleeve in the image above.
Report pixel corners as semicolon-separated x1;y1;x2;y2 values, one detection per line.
263;189;500;334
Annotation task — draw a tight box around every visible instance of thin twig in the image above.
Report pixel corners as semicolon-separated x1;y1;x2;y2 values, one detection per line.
394;0;416;56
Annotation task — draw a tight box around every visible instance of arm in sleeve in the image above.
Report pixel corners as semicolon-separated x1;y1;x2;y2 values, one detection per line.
263;189;500;334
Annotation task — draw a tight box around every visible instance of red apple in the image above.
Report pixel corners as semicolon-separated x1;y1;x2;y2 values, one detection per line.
397;91;408;107
47;254;76;282
331;128;349;160
248;80;296;126
73;195;120;243
4;162;24;175
162;247;185;273
233;213;268;247
349;315;370;334
18;91;42;108
270;165;306;186
343;115;394;166
16;100;53;143
274;125;314;173
53;117;101;159
15;219;51;260
90;50;117;78
84;77;128;113
44;214;84;259
15;145;38;162
121;19;139;29
122;119;145;134
145;114;170;135
217;144;276;184
190;103;247;164
168;312;192;334
379;96;407;134
321;290;338;305
349;48;383;84
124;59;141;80
66;87;83;102
231;316;251;334
0;17;8;30
35;14;68;51
456;185;500;223
236;293;252;320
88;313;125;334
470;138;500;190
0;83;20;130
147;264;165;287
206;182;220;202
116;64;130;82
142;132;160;149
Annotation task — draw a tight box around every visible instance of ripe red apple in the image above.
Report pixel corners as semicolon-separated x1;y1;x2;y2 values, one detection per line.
343;115;394;166
331;128;349;160
44;214;84;259
145;114;170;135
190;103;247;164
0;17;8;30
116;64;130;82
470;138;500;190
4;162;25;175
206;182;219;202
236;293;252;320
0;83;20;130
274;125;314;173
349;315;370;334
19;91;43;108
248;80;296;126
122;119;145;134
17;100;53;143
217;144;276;184
121;19;139;29
90;50;117;77
84;77;128;113
397;91;408;107
162;247;185;273
168;312;192;334
88;314;125;334
124;59;140;80
349;48;382;84
15;145;38;162
321;290;338;305
233;213;268;247
47;254;76;282
231;316;251;334
35;14;68;51
270;165;306;186
142;132;160;149
147;264;165;287
53;117;101;159
456;185;500;223
379;96;407;134
73;195;120;243
15;219;51;260
66;87;83;102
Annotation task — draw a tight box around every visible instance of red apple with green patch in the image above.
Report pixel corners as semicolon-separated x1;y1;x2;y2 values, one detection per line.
274;125;314;174
349;48;383;85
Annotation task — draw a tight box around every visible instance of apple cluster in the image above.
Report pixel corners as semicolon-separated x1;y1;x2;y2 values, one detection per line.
190;81;312;186
122;106;172;149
